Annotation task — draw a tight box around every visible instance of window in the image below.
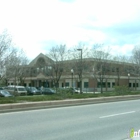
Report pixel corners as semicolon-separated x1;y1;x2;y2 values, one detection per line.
112;67;115;72
62;83;64;87
65;82;69;87
116;68;119;72
112;82;115;87
97;82;101;88
77;82;80;88
133;83;138;87
107;82;110;88
97;82;106;88
33;69;36;74
84;82;88;88
106;67;110;72
102;82;106;88
37;57;45;67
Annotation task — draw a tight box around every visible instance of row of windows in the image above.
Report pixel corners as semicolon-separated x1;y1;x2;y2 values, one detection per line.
97;82;139;88
8;81;139;89
65;82;139;88
97;66;135;73
64;82;89;88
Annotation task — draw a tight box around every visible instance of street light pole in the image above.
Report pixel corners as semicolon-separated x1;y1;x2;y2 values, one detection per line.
92;67;95;94
77;49;82;94
48;66;52;88
128;73;130;89
30;67;33;87
71;69;74;94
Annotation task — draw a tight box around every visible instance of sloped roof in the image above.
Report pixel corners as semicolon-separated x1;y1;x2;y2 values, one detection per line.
29;53;53;67
36;73;46;79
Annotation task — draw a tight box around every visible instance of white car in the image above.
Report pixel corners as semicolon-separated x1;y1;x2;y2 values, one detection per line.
73;88;82;93
5;85;27;96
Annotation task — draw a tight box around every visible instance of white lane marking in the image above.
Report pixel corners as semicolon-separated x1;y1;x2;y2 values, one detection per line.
99;111;136;119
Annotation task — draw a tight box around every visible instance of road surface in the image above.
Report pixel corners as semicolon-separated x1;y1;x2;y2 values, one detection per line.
0;99;140;140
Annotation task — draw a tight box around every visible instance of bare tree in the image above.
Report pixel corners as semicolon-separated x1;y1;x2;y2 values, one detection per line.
67;43;90;93
130;45;140;77
126;45;140;89
0;30;23;86
5;48;29;86
0;30;12;80
112;55;130;86
90;45;112;93
47;44;68;92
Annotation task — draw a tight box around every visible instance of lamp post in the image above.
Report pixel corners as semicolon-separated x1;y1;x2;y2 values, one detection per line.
92;67;95;94
30;67;33;87
77;48;82;94
71;69;74;94
47;66;53;88
128;73;130;89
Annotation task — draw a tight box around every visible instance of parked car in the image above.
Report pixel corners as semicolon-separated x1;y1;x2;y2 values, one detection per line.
0;90;13;97
5;85;27;96
25;87;41;95
0;87;4;90
57;87;82;94
41;88;56;95
72;88;82;93
36;87;43;94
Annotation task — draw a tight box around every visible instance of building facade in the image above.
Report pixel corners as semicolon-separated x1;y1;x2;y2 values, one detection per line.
7;53;140;92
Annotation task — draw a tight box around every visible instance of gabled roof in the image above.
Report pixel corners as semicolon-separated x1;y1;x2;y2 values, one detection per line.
29;53;53;67
36;73;46;79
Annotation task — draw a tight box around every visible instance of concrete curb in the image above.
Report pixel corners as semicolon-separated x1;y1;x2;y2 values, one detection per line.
0;95;140;113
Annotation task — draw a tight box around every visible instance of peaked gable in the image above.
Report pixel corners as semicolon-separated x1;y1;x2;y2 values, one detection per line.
36;72;46;79
29;53;53;67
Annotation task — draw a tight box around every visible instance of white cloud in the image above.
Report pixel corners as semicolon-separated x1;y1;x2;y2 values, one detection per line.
0;0;140;60
110;45;134;56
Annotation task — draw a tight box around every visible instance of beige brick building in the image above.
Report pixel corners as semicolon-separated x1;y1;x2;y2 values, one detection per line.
7;53;140;92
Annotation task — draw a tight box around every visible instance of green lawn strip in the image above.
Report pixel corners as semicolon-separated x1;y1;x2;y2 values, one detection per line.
0;91;140;104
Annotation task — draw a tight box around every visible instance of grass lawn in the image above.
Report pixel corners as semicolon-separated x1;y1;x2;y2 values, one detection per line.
0;91;140;104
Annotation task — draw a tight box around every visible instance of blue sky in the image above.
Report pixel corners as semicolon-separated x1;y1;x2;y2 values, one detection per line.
0;0;140;60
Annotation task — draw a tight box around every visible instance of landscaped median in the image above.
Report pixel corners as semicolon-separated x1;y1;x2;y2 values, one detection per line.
0;93;140;113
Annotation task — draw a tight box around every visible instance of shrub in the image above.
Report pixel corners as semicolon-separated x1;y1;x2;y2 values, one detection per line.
114;85;130;95
57;87;73;94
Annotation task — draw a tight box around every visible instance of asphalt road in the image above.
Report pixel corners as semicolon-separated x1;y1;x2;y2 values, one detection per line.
0;99;140;140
